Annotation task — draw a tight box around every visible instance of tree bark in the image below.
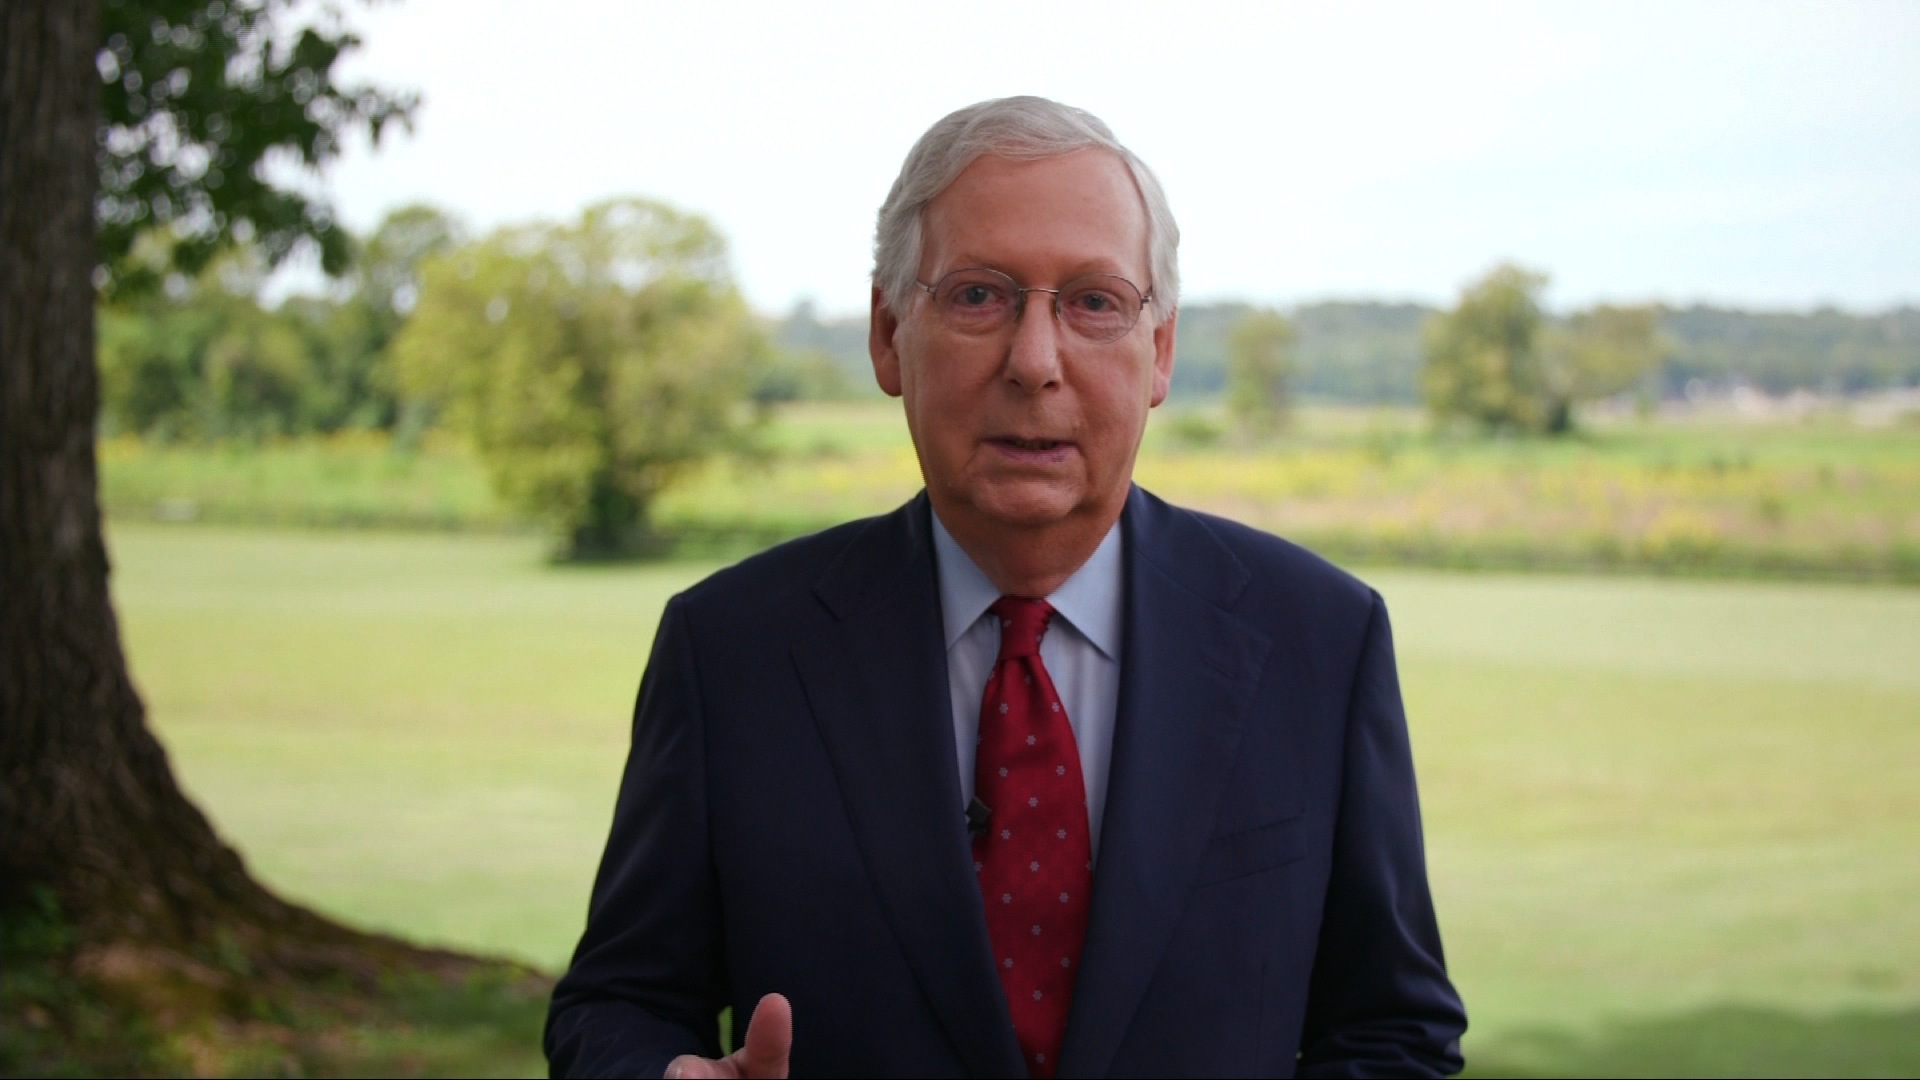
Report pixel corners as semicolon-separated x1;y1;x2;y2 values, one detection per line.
0;0;369;972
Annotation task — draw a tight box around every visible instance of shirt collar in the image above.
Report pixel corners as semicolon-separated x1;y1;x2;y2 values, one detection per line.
930;509;1124;662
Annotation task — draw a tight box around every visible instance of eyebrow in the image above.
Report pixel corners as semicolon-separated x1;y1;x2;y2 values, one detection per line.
934;255;1144;284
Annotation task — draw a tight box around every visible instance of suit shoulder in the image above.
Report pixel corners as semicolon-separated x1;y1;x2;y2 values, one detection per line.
671;514;879;615
1169;501;1377;608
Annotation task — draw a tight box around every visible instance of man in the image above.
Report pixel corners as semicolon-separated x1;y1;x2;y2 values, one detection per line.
547;96;1466;1079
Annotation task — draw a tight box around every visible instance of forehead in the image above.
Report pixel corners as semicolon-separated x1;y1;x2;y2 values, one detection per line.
919;149;1150;281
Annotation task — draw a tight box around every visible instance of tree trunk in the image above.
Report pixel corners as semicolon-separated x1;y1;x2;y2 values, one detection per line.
1545;397;1574;436
566;468;664;561
0;0;381;976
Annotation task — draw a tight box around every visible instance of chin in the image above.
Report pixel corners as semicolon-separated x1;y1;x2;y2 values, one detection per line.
963;483;1088;531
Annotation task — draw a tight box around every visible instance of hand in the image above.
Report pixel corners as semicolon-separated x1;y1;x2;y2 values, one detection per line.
664;993;792;1079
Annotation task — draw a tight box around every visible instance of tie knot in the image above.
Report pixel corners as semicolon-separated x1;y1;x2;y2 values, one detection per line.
990;596;1054;660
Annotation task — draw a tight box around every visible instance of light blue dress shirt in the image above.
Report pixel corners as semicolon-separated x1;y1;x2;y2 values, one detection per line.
931;511;1123;855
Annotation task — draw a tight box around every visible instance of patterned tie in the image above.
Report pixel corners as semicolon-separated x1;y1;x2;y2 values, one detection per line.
972;597;1093;1079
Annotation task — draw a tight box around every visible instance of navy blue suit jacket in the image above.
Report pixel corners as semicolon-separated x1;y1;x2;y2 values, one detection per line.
547;488;1466;1078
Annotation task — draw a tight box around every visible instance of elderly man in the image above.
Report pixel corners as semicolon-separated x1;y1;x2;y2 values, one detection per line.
546;96;1467;1079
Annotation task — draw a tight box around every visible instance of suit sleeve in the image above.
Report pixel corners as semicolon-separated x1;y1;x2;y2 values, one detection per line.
1297;590;1468;1078
546;595;728;1079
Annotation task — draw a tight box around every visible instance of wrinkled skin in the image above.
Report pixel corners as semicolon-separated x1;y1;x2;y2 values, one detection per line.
869;149;1177;595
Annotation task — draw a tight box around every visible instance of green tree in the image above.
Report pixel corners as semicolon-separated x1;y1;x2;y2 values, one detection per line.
1225;307;1297;439
95;0;413;295
98;207;467;439
201;298;314;435
1423;264;1667;435
322;204;465;431
98;242;326;438
394;198;771;559
1422;263;1553;433
1542;304;1665;422
96;287;222;437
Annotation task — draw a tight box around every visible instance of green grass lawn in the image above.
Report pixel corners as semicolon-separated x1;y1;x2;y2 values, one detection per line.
105;523;1920;1077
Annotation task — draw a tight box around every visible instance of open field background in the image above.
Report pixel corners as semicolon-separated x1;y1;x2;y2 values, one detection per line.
101;402;1920;582
22;6;1919;1075
106;520;1920;1078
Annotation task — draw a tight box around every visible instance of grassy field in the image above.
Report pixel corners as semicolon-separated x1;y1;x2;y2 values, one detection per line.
100;401;1920;581
101;522;1920;1077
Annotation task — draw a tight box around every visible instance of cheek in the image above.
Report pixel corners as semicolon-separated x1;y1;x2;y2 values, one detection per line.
898;371;971;460
1086;365;1156;423
903;351;989;421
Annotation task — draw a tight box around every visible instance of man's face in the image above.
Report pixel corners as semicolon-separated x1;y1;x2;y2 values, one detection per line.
870;149;1177;538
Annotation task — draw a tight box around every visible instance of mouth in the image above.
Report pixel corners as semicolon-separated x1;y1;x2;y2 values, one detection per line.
991;436;1070;452
985;435;1075;463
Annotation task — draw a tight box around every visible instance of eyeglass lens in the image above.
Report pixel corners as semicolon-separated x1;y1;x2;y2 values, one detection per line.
931;269;1144;343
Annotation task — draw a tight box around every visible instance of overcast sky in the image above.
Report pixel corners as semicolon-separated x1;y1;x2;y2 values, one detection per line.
304;0;1920;316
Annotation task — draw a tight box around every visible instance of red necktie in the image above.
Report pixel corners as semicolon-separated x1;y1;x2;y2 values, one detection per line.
972;597;1093;1079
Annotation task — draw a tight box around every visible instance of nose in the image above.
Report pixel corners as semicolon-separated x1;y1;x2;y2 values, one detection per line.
1002;292;1064;393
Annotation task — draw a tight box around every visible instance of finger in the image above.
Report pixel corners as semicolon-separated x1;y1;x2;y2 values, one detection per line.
665;1053;737;1080
735;993;793;1078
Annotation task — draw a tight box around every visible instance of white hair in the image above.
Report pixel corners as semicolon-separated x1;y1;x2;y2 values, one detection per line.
872;95;1180;324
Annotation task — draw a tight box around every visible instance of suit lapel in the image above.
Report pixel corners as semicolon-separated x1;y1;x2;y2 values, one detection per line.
1057;488;1274;1078
791;495;1025;1078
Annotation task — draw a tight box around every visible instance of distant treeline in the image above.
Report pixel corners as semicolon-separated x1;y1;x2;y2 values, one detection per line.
777;301;1920;403
98;217;1920;448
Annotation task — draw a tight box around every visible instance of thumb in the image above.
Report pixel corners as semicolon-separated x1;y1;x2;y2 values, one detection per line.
663;1055;731;1079
736;992;793;1078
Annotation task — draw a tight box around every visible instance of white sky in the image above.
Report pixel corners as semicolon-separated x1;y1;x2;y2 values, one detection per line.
300;0;1920;316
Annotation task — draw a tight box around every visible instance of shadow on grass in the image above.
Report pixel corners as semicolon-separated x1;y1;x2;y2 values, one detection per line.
1;957;552;1079
1466;1002;1920;1078
541;521;834;567
296;968;552;1079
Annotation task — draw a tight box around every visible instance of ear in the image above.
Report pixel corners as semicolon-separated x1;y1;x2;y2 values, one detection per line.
1148;305;1178;407
869;286;904;398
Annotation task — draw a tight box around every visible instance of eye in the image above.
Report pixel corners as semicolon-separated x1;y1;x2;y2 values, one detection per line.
1057;276;1143;341
956;284;1000;308
1068;288;1120;314
935;272;1016;323
1063;282;1135;318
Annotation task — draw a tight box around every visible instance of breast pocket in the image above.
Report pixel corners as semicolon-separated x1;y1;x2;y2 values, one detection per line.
1192;812;1310;888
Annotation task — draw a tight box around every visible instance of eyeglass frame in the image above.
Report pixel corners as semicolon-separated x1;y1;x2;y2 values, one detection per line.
912;266;1157;344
